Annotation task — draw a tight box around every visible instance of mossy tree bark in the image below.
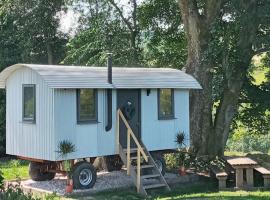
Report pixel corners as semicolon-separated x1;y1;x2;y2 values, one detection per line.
178;0;259;156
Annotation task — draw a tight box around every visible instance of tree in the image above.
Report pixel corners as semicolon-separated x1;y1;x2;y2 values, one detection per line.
178;0;270;156
138;0;187;68
5;0;67;64
64;0;188;67
0;0;67;155
63;0;135;65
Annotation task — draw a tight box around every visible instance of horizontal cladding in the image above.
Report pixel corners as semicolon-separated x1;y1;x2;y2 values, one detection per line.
0;64;202;89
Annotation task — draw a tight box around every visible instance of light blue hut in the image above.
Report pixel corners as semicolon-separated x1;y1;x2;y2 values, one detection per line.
0;62;201;194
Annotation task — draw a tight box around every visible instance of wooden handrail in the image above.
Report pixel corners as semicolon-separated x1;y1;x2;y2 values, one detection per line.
118;109;148;162
117;109;148;192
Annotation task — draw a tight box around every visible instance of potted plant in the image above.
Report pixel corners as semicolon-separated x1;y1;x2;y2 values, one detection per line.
178;152;187;176
56;140;76;193
175;132;187;176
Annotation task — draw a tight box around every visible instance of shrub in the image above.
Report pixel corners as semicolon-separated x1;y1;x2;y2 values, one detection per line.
0;170;4;189
0;184;40;200
226;133;270;153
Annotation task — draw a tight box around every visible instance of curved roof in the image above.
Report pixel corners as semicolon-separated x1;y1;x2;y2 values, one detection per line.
0;64;202;89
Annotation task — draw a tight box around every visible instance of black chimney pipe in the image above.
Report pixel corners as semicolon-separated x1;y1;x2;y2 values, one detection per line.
106;53;112;132
107;53;112;84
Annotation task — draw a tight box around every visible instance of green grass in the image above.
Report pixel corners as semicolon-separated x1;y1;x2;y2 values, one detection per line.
0;159;29;180
66;182;270;200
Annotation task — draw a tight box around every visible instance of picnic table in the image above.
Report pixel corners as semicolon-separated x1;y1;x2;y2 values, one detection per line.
226;157;259;188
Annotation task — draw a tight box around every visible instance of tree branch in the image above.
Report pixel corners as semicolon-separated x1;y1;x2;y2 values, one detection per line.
178;0;201;31
205;0;223;25
132;0;137;31
108;0;133;32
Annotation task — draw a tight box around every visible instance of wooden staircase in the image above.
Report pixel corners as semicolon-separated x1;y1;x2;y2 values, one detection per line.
117;109;171;196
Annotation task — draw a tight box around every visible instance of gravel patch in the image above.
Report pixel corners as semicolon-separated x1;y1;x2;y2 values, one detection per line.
18;170;199;196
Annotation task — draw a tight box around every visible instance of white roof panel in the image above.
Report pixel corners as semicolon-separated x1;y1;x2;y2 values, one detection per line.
0;64;202;89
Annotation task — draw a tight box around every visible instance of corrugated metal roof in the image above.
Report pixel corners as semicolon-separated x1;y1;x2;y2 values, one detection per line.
0;64;202;89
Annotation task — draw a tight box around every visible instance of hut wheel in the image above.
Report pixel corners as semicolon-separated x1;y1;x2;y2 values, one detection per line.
102;155;123;172
29;161;56;181
72;161;97;189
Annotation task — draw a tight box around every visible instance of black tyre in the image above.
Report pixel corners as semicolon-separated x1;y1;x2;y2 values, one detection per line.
72;161;97;189
29;162;56;181
102;155;123;172
152;153;166;176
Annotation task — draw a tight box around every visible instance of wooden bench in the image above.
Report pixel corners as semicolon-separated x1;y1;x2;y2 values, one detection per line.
210;166;228;189
255;167;270;188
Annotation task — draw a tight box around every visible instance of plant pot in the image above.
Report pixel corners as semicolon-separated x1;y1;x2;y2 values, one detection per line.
178;166;186;176
66;179;73;193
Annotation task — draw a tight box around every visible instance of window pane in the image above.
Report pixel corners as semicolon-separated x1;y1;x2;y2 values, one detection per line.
79;89;96;121
159;89;173;118
23;85;35;120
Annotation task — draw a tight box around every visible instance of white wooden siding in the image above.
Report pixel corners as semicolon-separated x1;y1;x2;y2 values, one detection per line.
5;66;190;161
6;68;55;160
54;89;117;160
141;89;190;151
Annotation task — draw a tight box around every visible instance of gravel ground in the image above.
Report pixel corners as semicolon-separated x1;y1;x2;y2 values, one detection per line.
19;170;198;196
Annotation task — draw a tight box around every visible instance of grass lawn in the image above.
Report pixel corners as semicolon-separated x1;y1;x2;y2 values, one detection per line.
66;182;270;200
0;158;29;180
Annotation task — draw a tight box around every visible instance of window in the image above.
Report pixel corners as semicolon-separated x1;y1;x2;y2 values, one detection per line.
158;89;174;119
23;84;36;122
77;89;98;123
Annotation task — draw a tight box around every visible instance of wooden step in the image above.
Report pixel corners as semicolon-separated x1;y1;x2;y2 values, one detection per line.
123;148;144;153
131;156;149;160
143;183;166;190
141;174;160;179
134;164;154;169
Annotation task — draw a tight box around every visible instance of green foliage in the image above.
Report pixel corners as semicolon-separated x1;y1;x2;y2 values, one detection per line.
63;0;187;69
227;131;270;154
139;0;187;68
0;170;4;190
63;0;142;66
233;54;270;135
0;184;40;200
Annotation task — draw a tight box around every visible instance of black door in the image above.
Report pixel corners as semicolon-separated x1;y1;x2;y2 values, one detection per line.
117;89;141;148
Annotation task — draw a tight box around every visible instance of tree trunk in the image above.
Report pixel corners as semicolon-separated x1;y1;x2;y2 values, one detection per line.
179;0;259;157
179;0;220;156
213;0;258;155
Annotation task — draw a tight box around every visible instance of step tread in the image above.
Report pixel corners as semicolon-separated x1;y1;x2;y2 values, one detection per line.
141;174;160;179
143;183;166;190
134;164;154;169
123;148;145;153
131;156;149;160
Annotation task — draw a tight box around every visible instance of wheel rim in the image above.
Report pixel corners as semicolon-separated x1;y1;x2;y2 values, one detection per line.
79;169;92;186
155;160;163;173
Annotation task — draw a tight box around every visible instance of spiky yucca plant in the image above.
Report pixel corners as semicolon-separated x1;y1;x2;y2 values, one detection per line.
175;132;186;147
56;140;76;158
